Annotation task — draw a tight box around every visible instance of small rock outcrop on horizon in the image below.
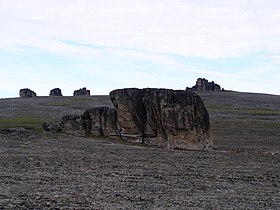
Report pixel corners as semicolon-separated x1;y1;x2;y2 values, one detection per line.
190;78;222;92
43;88;212;151
19;88;37;98
73;87;90;96
50;88;63;96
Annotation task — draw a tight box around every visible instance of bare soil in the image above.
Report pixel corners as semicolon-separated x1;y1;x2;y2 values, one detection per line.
0;92;280;209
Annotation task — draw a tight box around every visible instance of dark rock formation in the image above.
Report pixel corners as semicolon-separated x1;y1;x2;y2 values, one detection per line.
50;88;63;96
74;87;90;96
42;114;85;136
43;88;212;151
19;88;37;98
190;78;221;92
110;88;212;151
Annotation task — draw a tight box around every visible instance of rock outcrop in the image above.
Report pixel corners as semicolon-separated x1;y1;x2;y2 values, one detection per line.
110;88;212;151
43;88;212;151
50;88;63;96
74;87;90;96
42;114;85;136
19;88;37;98
190;78;222;92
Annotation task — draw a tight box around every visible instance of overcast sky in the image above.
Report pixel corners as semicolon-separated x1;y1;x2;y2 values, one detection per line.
1;0;280;97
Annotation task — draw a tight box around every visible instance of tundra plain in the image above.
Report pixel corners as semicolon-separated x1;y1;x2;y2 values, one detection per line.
0;91;279;209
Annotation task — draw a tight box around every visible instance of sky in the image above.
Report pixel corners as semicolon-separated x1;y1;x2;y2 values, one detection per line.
1;0;280;98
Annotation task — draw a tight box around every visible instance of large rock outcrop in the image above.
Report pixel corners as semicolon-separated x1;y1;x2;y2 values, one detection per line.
50;88;63;96
110;88;212;151
190;78;222;92
43;88;212;151
74;87;90;96
19;88;37;98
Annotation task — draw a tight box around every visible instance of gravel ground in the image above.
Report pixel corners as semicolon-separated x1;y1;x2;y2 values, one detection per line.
0;92;280;209
0;131;279;209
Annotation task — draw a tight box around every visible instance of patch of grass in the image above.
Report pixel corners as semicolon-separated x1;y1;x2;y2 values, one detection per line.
0;116;47;129
242;108;280;116
211;119;280;129
248;121;280;128
205;104;230;110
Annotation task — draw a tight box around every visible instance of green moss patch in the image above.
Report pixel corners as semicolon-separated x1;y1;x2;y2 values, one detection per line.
0;116;47;129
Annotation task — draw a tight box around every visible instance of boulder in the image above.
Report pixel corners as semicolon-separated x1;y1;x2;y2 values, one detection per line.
50;88;63;96
74;87;90;96
110;88;212;151
19;88;37;98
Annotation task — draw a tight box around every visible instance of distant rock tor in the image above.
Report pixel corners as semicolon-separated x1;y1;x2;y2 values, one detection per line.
74;87;90;96
50;88;63;96
19;88;37;98
189;78;222;92
43;88;212;151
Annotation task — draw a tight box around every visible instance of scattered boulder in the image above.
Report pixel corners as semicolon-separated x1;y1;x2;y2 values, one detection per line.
74;87;90;96
50;88;63;96
110;88;212;151
19;88;37;98
190;78;222;92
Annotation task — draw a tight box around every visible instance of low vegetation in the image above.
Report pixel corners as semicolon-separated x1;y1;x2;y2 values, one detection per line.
0;116;46;129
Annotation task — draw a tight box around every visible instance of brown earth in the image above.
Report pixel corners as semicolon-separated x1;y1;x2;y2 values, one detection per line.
0;91;279;209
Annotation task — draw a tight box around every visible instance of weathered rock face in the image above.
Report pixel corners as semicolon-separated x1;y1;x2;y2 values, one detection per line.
50;88;63;96
74;87;90;96
191;78;221;92
81;106;120;138
19;88;37;98
110;88;212;151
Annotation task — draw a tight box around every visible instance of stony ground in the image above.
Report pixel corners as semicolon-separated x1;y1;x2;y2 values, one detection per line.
0;92;280;209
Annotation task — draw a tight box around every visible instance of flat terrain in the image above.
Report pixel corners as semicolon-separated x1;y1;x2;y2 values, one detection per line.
0;91;279;209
